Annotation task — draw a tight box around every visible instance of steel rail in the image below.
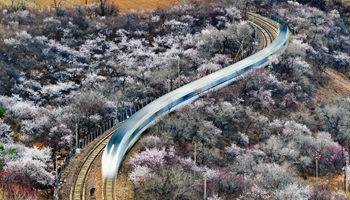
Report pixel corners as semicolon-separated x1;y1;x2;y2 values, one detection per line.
248;12;279;36
248;13;278;46
70;124;121;200
102;178;116;200
98;17;280;200
101;12;290;181
67;12;286;200
249;17;274;48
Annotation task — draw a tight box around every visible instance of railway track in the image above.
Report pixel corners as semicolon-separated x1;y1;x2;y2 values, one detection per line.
102;178;116;200
248;12;279;35
247;12;279;48
69;12;283;200
70;124;121;200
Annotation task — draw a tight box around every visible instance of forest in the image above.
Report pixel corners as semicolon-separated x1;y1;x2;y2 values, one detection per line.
0;0;349;199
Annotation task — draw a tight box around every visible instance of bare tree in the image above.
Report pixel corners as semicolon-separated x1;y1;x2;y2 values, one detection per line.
10;0;26;11
135;167;200;200
95;0;119;16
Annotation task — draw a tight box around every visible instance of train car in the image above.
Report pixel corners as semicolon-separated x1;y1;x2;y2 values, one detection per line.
102;21;290;179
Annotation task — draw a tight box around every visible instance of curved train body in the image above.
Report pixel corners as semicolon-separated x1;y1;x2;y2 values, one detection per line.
102;20;290;179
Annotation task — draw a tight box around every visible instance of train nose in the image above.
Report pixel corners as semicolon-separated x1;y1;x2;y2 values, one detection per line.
101;149;110;178
102;145;118;178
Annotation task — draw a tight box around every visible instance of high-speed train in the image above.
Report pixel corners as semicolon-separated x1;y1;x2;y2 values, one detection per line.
102;20;290;179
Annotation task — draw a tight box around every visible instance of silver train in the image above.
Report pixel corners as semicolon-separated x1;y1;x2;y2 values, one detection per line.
102;20;290;179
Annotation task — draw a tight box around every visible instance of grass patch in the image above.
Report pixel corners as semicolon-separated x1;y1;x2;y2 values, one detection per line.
0;105;4;118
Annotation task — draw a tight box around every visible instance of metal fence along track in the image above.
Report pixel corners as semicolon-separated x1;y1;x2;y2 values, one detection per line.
101;12;291;181
66;11;291;200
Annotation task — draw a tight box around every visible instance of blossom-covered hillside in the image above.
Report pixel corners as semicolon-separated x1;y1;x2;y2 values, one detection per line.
0;2;252;199
0;0;349;199
125;1;350;200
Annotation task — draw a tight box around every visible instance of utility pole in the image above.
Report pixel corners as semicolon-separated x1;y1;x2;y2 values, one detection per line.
55;155;60;172
76;123;78;149
345;140;349;193
194;142;196;165
315;152;319;182
233;40;244;61
203;175;206;200
316;156;318;182
242;39;244;57
346;151;349;193
75;123;80;153
55;156;58;172
177;58;180;88
253;15;257;46
167;76;170;92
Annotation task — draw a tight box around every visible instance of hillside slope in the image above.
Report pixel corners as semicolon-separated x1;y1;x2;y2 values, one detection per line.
86;64;350;200
0;0;178;11
317;68;350;101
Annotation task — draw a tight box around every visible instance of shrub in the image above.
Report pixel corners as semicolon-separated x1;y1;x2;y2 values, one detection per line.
0;105;4;118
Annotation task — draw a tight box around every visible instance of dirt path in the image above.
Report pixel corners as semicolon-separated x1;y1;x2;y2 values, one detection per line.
316;68;350;102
